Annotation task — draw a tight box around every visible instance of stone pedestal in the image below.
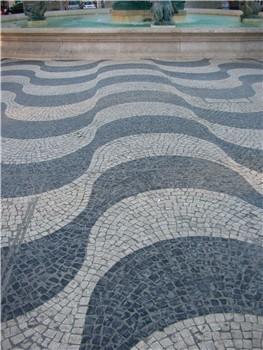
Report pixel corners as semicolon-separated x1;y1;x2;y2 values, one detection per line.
242;17;263;25
174;10;187;22
27;20;48;27
151;24;176;28
112;10;152;23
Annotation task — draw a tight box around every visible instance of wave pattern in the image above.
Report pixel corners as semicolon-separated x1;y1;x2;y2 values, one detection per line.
1;58;263;350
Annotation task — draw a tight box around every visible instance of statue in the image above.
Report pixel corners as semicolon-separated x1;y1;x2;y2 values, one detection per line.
240;1;261;22
151;1;175;25
112;1;151;11
23;1;48;21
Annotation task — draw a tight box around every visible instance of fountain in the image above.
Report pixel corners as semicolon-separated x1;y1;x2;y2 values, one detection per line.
23;1;48;26
151;1;175;26
1;0;262;60
112;1;152;23
111;1;186;24
240;0;262;24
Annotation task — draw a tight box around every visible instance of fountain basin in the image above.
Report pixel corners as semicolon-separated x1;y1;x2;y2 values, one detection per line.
1;9;263;59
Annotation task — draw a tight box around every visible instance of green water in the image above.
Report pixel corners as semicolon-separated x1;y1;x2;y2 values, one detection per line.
2;13;263;28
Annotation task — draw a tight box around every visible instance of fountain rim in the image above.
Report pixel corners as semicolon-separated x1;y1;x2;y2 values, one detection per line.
2;25;262;37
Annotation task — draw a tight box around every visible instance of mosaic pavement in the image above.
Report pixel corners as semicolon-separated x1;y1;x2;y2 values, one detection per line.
1;58;263;350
